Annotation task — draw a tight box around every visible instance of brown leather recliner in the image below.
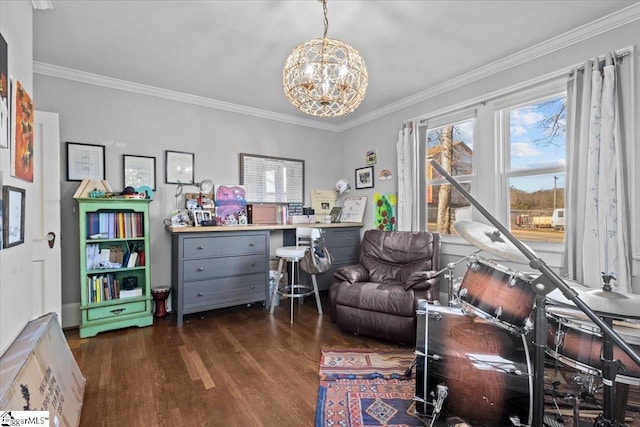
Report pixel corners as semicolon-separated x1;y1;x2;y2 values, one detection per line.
329;230;440;344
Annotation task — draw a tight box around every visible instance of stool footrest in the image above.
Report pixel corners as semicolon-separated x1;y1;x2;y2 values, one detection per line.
277;284;315;298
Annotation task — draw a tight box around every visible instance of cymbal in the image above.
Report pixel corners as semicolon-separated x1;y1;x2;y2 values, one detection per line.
453;220;535;263
547;283;640;319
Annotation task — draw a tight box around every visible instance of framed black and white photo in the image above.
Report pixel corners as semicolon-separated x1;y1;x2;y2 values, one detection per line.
3;185;25;248
355;166;374;189
123;154;156;190
66;142;105;181
165;150;194;184
191;209;212;226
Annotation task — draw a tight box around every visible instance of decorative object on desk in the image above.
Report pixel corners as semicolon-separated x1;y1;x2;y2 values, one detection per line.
2;185;25;248
214;184;246;220
300;237;333;274
373;192;397;231
191;209;213;227
197;179;213;207
311;189;337;217
366;149;377;165
123;154;156;190
66;141;105;182
165;150;194;184
379;169;393;180
11;80;34;182
355;166;374;189
340;196;367;223
0;34;8;149
282;0;367;118
329;207;342;223
335;179;351;197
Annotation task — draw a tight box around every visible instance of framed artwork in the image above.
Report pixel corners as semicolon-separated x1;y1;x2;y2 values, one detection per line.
355;166;374;189
239;153;304;203
3;185;25;248
0;33;8;149
366;149;377;166
11;80;34;182
191;209;213;226
165;150;194;184
123;154;156;190
66;142;105;181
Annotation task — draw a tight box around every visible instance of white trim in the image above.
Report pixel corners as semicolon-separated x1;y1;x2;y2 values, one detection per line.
33;62;341;133
33;4;640;133
31;0;53;10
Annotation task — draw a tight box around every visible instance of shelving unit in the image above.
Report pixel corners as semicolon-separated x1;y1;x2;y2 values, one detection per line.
78;198;153;338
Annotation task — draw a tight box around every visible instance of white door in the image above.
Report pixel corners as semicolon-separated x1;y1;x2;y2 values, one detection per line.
31;111;62;322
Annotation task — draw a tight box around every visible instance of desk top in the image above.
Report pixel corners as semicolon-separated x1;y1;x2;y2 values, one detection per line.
165;222;364;234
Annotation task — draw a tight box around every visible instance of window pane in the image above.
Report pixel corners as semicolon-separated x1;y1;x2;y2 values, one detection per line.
509;96;566;171
426;182;471;234
427;119;474;179
509;173;565;242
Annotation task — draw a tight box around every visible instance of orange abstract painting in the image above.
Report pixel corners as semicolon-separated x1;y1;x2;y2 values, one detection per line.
12;80;34;182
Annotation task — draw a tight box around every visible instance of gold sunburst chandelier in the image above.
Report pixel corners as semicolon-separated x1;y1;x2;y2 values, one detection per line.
283;0;368;118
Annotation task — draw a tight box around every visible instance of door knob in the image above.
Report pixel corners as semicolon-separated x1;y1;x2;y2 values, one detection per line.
47;232;56;248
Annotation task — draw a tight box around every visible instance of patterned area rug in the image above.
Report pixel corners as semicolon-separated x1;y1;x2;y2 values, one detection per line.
316;348;640;427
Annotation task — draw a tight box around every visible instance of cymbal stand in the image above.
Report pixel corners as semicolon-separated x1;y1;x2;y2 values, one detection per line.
594;273;625;427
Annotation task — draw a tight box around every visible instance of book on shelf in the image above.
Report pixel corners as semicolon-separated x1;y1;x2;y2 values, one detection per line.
127;252;138;268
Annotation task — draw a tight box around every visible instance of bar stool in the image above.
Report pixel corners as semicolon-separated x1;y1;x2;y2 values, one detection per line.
269;227;324;323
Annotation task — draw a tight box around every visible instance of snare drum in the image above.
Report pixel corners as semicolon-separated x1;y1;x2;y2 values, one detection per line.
457;257;536;334
415;303;532;426
546;306;640;385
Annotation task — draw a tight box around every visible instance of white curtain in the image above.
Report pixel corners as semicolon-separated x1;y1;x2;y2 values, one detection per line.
396;122;420;231
564;53;632;292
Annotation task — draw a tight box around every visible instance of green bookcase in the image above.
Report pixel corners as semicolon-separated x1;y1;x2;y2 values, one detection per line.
78;198;153;338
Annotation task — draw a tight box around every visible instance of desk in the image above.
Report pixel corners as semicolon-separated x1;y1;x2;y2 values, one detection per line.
167;223;363;326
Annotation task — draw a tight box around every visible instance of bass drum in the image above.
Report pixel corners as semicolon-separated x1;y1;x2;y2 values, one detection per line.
415;303;532;426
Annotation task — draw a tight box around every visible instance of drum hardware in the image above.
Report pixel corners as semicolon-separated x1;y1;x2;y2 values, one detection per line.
430;159;640;427
430;250;481;307
428;384;449;427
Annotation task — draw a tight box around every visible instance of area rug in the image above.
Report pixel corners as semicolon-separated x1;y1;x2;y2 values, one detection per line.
316;348;426;427
316;348;640;427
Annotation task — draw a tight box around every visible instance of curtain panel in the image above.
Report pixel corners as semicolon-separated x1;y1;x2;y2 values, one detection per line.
564;53;632;292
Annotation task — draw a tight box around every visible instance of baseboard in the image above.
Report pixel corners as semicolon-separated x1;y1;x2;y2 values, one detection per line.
62;302;81;329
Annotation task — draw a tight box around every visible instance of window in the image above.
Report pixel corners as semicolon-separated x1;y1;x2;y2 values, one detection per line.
418;79;567;244
498;92;566;242
420;113;475;235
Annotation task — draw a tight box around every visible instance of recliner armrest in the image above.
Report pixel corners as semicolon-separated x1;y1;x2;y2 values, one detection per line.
334;264;370;284
404;270;438;290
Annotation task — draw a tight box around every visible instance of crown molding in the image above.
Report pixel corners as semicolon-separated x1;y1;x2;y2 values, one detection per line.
31;0;53;10
337;3;640;132
34;3;640;134
33;62;341;132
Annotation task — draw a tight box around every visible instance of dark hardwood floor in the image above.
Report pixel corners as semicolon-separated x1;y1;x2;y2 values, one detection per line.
64;293;412;427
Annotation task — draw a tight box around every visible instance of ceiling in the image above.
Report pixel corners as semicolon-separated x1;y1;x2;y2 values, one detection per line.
33;1;639;129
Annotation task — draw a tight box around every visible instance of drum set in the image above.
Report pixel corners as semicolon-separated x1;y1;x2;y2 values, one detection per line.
413;220;640;427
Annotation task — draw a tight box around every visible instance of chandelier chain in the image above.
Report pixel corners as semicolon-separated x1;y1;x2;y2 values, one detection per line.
321;0;328;39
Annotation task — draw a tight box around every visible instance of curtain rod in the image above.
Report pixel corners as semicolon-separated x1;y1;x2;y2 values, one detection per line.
572;49;630;72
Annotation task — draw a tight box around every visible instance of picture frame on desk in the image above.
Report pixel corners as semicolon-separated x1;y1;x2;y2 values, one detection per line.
165;150;194;184
191;209;212;226
355;166;374;189
2;185;25;248
123;154;156;190
66;142;105;182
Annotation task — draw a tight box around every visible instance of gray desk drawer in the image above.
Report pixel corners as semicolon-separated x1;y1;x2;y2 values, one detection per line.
183;234;267;259
328;246;359;263
183;254;266;281
323;228;360;248
183;273;267;311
